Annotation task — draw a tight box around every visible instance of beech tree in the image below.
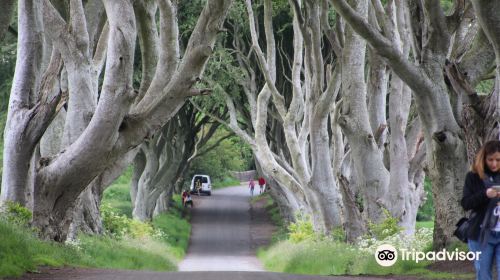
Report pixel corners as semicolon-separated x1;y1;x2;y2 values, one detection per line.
2;0;498;250
330;0;498;248
1;0;233;241
132;104;229;221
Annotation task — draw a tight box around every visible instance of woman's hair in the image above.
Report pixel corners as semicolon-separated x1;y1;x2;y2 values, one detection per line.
472;140;500;179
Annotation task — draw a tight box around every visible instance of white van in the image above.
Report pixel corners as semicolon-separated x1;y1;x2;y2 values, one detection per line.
190;174;212;196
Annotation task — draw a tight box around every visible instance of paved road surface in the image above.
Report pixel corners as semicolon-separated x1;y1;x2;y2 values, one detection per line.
11;269;383;279
178;185;263;271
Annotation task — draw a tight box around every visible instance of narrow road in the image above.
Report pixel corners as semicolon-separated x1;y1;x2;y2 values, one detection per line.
178;185;263;271
8;184;415;279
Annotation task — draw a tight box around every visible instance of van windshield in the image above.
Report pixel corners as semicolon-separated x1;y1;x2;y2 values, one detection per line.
194;176;208;183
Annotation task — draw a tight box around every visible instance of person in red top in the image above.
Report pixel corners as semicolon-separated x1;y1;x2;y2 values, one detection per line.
258;177;266;194
181;190;188;207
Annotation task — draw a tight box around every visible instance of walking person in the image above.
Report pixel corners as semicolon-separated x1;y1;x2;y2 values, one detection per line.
249;179;255;196
258;177;266;194
195;178;202;196
461;140;500;279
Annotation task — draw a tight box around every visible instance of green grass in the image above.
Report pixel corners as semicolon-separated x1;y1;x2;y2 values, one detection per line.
103;183;133;218
0;220;176;278
256;195;470;279
152;195;191;259
102;166;133;217
258;239;471;279
102;170;191;260
77;235;176;271
0;164;194;278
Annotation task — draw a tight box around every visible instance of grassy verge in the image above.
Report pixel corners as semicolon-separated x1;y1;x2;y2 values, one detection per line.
256;195;472;279
257;239;470;279
102;173;191;260
0;220;176;278
152;195;191;259
0;168;192;278
251;192;288;243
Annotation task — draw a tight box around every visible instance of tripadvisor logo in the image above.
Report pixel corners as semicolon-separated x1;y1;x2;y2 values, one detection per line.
374;244;481;267
375;244;398;267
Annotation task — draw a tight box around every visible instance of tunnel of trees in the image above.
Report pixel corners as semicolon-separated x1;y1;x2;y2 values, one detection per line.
0;0;499;251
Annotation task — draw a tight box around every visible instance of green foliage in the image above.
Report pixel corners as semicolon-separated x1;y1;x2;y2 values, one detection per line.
100;204;134;238
257;194;447;278
288;214;316;243
103;174;191;260
152;212;191;259
188;128;253;181
331;226;346;242
102;169;179;241
258;228;465;279
102;168;133;217
2;201;32;226
475;78;495;95
101;203;164;240
212;177;241;189
178;0;205;43
127;219;156;239
101;169;191;257
440;0;453;13
367;208;404;240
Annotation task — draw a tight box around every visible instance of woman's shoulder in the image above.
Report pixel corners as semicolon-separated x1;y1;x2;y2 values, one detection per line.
465;171;480;181
465;171;485;187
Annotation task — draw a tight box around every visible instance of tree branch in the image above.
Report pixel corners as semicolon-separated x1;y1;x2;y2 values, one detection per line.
196;133;234;159
422;0;449;55
244;0;287;118
329;0;435;99
69;0;90;54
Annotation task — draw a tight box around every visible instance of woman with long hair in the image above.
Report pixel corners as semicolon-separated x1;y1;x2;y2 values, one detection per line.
461;140;500;279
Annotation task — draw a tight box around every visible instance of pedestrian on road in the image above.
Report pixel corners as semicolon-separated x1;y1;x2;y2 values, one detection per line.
258;177;266;194
249;179;255;196
461;140;500;280
195;178;202;196
182;190;188;207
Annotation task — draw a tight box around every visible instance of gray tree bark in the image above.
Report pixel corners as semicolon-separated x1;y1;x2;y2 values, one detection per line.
329;0;472;249
1;0;233;241
1;0;61;205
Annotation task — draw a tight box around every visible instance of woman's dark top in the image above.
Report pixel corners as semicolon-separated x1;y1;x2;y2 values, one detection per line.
461;171;490;241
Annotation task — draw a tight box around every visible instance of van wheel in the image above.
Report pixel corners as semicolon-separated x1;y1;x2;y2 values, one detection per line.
207;191;211;196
